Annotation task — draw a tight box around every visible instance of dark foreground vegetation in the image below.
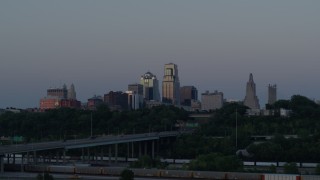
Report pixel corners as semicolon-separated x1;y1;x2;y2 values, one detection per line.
1;95;320;172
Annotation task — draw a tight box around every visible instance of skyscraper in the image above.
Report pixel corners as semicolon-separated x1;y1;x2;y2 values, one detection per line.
243;73;260;109
128;83;143;95
68;83;76;100
201;90;224;111
268;84;277;105
180;86;198;106
162;63;180;105
140;72;160;101
40;83;80;110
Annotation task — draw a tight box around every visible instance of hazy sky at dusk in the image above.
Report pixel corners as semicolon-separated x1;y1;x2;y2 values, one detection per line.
1;1;320;108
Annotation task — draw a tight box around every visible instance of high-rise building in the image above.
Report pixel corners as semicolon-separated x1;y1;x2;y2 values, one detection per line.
127;83;144;109
47;85;68;99
128;83;143;95
243;73;260;109
268;84;277;105
87;95;103;110
140;72;160;101
126;91;142;110
68;83;76;100
40;83;80;110
162;63;180;105
201;90;224;111
104;91;128;111
180;86;198;106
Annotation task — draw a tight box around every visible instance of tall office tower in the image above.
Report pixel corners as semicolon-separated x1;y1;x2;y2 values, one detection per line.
128;83;143;95
68;83;77;100
140;72;160;101
268;84;277;105
47;84;68;99
243;73;260;109
180;86;198;106
162;63;180;105
104;91;128;111
40;84;80;111
201;90;224;111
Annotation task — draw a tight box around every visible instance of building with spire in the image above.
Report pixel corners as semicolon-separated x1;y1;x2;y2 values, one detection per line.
243;73;260;109
40;83;80;111
140;72;160;101
162;63;180;105
68;83;76;100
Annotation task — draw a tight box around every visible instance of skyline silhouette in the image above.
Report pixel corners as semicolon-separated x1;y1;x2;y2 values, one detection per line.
1;1;320;108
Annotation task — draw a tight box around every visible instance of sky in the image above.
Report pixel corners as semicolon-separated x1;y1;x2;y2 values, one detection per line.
1;0;320;109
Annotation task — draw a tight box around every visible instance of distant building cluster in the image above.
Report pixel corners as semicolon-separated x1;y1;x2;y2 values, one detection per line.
35;63;284;114
39;84;81;111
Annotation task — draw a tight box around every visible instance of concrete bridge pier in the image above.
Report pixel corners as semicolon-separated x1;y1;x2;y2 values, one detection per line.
108;146;111;164
152;140;155;159
139;142;142;157
7;154;10;164
33;151;37;164
12;154;15;165
87;148;90;163
126;143;129;162
21;154;24;172
131;142;134;158
26;152;30;164
56;152;59;163
81;148;84;162
63;150;66;164
115;144;118;164
0;155;4;173
144;142;147;156
100;148;103;161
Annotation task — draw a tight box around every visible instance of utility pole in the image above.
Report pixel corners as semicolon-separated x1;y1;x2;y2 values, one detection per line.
235;108;238;149
90;113;93;137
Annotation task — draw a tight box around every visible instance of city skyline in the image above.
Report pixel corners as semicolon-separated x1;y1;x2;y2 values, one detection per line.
1;1;320;108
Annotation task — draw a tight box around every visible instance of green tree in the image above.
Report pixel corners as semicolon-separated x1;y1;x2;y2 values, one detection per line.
37;172;54;180
189;153;243;172
119;169;134;180
315;164;320;175
283;162;299;174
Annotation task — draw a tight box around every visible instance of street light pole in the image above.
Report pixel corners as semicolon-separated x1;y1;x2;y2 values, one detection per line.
90;113;93;137
236;108;238;149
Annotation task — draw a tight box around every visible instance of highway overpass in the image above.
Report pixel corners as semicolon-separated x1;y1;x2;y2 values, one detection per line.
0;131;190;173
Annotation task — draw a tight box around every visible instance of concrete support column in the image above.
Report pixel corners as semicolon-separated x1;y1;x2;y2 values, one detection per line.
81;148;84;162
131;142;134;158
56;152;59;163
21;154;24;172
115;144;118;164
144;142;147;155
49;154;52;163
33;151;37;164
157;139;160;155
100;148;103;161
63;150;66;164
0;156;3;173
139;142;142;157
7;154;10;164
126;143;129;162
92;148;95;162
12;154;15;165
152;140;155;159
108;146;111;164
1;156;4;173
27;152;30;164
87;148;90;162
